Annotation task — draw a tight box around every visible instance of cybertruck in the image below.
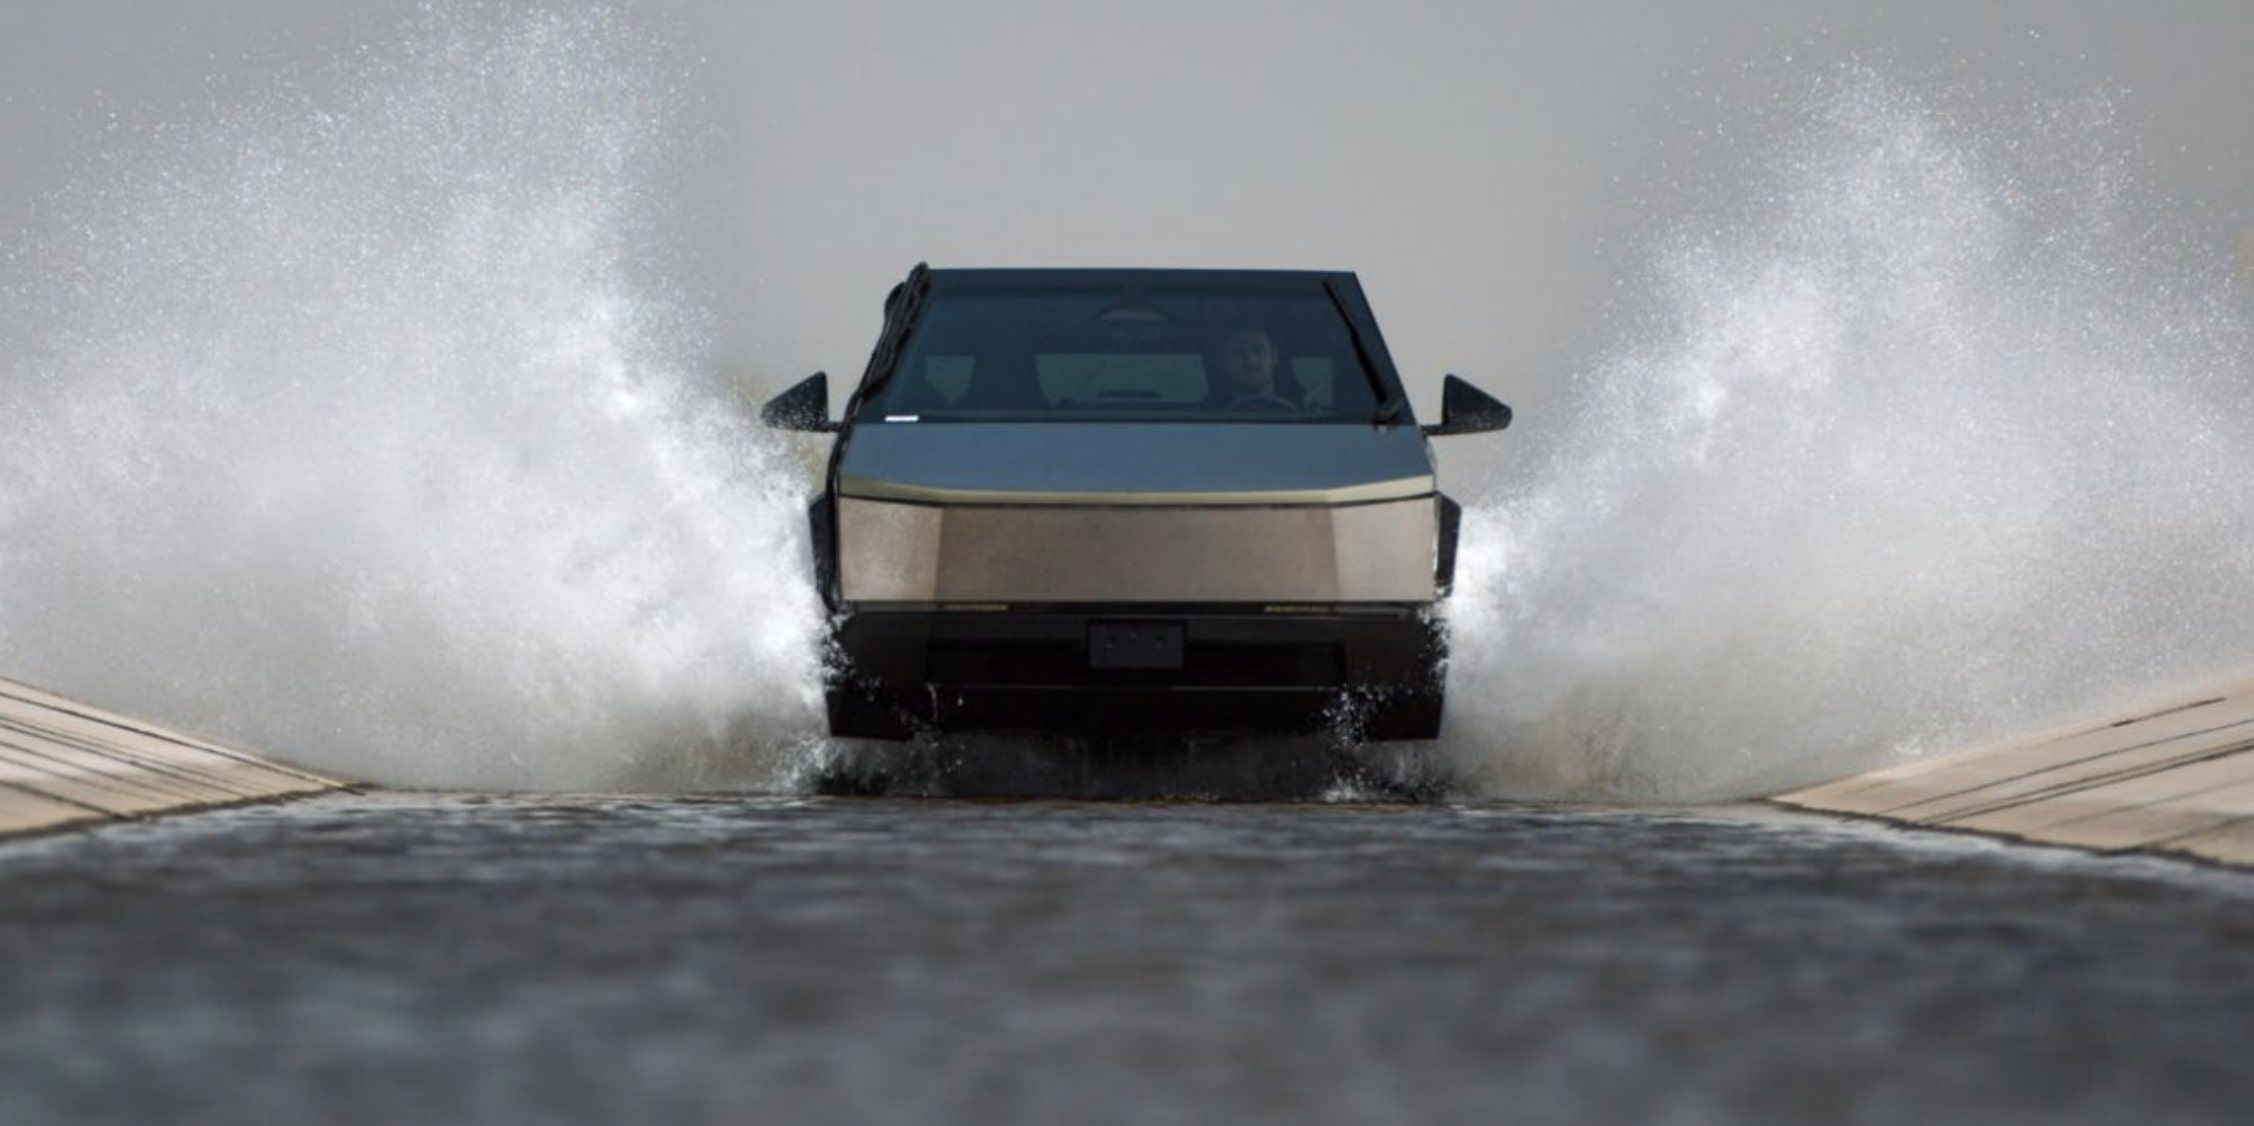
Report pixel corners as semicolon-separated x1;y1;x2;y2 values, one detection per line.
762;266;1509;740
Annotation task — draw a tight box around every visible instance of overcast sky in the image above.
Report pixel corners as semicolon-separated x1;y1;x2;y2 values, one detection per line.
4;1;2250;420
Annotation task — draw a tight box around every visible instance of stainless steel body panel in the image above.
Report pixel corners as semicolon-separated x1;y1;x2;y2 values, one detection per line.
837;496;1438;604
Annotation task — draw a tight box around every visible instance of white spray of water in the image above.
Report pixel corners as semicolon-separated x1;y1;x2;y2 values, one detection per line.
1441;72;2254;801
0;9;826;790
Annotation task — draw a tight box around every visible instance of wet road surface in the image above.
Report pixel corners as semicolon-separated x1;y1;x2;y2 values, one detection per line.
2;792;2251;1125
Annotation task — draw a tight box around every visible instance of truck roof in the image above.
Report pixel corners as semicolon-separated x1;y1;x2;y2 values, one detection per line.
920;267;1358;290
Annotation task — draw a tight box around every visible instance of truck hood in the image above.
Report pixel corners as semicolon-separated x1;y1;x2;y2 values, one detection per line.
834;422;1435;506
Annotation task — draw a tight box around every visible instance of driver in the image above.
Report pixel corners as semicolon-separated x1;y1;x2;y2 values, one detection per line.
1221;327;1298;411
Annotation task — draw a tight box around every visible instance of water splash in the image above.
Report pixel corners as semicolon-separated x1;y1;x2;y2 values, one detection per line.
11;28;2248;805
1442;71;2254;801
0;8;826;789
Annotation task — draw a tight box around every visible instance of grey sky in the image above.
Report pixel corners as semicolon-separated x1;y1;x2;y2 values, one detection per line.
4;1;2250;420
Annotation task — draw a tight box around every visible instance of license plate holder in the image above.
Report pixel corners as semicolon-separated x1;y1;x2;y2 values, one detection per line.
1088;621;1184;670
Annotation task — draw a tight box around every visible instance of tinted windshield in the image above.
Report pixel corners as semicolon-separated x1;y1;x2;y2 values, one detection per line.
857;281;1385;423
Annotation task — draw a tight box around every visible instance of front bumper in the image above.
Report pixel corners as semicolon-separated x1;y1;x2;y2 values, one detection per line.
824;605;1444;741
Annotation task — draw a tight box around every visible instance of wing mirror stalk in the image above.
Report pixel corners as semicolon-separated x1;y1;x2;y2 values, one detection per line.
1421;374;1511;436
761;372;840;433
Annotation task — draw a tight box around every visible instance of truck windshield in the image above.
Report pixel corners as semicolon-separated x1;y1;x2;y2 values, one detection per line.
856;281;1385;423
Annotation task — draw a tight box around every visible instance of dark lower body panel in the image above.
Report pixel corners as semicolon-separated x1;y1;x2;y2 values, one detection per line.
824;606;1445;741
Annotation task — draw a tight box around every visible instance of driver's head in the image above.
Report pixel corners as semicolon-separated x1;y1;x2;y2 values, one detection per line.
1223;327;1278;397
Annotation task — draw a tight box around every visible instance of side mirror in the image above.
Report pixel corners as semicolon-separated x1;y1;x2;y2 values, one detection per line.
1422;374;1512;436
760;372;839;433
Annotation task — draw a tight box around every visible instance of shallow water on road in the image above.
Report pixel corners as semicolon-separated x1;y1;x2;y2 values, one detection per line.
2;793;2250;1125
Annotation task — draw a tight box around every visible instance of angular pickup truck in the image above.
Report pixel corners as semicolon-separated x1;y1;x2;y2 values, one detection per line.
763;266;1509;740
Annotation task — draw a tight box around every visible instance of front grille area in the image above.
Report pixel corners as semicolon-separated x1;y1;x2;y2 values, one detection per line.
827;608;1444;740
927;640;1345;689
